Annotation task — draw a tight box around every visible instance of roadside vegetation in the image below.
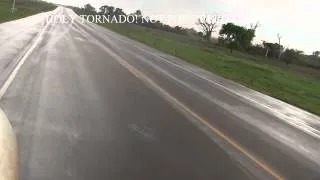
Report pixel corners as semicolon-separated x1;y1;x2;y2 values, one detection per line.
77;4;320;115
0;0;56;23
102;23;320;115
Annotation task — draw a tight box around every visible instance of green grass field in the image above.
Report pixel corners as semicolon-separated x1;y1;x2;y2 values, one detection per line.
102;23;320;115
0;0;56;23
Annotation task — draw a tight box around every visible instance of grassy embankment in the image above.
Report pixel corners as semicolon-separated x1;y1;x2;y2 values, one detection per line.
0;0;56;23
101;23;320;115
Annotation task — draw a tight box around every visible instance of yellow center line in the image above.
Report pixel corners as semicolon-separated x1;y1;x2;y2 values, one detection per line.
99;43;284;180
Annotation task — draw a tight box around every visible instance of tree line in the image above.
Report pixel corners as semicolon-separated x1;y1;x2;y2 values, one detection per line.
72;4;320;68
70;4;195;35
198;16;320;67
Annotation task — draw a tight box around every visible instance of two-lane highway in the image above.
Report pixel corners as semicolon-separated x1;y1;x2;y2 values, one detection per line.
1;7;320;180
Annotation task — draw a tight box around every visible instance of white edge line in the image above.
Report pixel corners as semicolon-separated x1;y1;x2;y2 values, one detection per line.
106;33;320;139
0;14;51;180
94;39;283;180
154;54;320;138
0;21;50;99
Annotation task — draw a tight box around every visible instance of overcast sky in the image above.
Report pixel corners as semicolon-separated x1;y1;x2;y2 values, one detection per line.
45;0;319;54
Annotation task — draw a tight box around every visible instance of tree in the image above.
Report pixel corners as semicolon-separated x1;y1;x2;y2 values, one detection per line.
262;41;284;58
309;51;320;62
263;41;272;57
198;32;204;38
107;6;115;15
114;8;125;16
134;10;142;17
244;22;259;51
219;23;257;53
248;43;265;56
99;5;109;14
281;49;303;65
312;51;320;57
185;28;203;39
277;33;283;59
196;16;220;41
99;5;115;15
219;23;238;52
83;4;96;14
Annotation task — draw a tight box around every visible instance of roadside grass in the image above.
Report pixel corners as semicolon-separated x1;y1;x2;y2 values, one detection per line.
0;0;56;23
101;23;320;115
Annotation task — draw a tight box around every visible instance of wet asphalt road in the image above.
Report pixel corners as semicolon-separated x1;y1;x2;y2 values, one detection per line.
1;7;320;180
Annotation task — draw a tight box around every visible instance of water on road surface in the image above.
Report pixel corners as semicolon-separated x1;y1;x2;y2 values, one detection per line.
1;7;320;180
